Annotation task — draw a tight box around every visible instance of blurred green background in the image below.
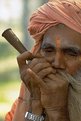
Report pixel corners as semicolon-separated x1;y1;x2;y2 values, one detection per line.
0;0;47;121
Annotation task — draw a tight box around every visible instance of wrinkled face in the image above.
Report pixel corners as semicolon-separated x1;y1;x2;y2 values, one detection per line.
40;24;81;75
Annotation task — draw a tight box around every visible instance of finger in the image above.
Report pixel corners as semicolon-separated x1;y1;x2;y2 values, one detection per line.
33;52;43;58
31;62;51;73
23;75;30;88
47;74;63;86
27;68;48;91
48;73;69;87
47;74;56;80
17;51;33;69
43;77;57;91
38;67;56;79
20;69;31;90
28;57;47;69
21;68;41;98
43;76;52;83
20;69;26;80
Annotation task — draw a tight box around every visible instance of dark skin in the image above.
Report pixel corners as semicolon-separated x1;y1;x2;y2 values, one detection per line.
17;24;81;121
41;24;81;75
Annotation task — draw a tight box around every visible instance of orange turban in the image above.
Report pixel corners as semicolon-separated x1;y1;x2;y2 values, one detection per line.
28;0;81;45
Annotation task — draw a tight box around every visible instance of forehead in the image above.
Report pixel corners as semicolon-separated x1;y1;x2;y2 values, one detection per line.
42;24;81;48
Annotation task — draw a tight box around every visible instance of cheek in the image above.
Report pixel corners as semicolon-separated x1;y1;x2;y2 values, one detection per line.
66;59;81;75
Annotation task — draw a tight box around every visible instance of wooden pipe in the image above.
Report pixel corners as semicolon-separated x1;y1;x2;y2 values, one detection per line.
2;28;33;60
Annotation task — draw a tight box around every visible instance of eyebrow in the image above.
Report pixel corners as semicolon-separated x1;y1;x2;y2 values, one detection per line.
41;43;55;49
62;46;81;54
41;43;81;54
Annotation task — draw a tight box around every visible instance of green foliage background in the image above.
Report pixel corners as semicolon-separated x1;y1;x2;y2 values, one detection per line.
0;0;48;121
0;25;21;121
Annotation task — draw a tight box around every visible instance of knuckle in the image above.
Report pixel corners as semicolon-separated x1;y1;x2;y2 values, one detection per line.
48;67;53;72
17;55;21;62
43;62;50;68
36;63;43;69
20;71;25;80
20;71;29;82
46;87;50;93
32;58;38;63
53;83;58;89
39;58;45;62
20;72;25;81
63;80;69;87
17;54;23;63
20;74;24;81
58;80;68;88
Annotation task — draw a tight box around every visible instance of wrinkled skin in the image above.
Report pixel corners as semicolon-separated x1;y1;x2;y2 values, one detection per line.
17;24;81;121
41;24;81;75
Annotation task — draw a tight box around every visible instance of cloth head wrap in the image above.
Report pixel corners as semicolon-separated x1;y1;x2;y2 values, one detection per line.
28;1;81;121
28;0;81;52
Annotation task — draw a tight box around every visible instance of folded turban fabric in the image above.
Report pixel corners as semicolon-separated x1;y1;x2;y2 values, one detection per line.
28;0;81;45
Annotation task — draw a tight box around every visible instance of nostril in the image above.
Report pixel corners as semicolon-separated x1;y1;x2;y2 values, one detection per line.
51;58;65;69
51;51;66;69
52;60;60;69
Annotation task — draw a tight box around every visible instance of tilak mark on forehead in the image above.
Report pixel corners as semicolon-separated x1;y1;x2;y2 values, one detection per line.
55;36;61;49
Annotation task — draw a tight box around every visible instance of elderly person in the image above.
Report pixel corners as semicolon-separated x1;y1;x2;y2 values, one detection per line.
5;0;81;121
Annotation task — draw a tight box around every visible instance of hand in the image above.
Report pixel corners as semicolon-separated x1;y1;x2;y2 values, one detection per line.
27;69;69;121
17;51;55;116
17;51;54;97
41;73;69;110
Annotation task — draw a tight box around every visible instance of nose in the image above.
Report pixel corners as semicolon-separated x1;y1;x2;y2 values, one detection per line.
52;51;66;70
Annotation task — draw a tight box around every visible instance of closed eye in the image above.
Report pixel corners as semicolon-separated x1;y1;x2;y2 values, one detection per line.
42;48;55;52
41;43;55;53
63;48;81;56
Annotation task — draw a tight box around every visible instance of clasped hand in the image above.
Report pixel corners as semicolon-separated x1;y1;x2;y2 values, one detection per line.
17;51;69;116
